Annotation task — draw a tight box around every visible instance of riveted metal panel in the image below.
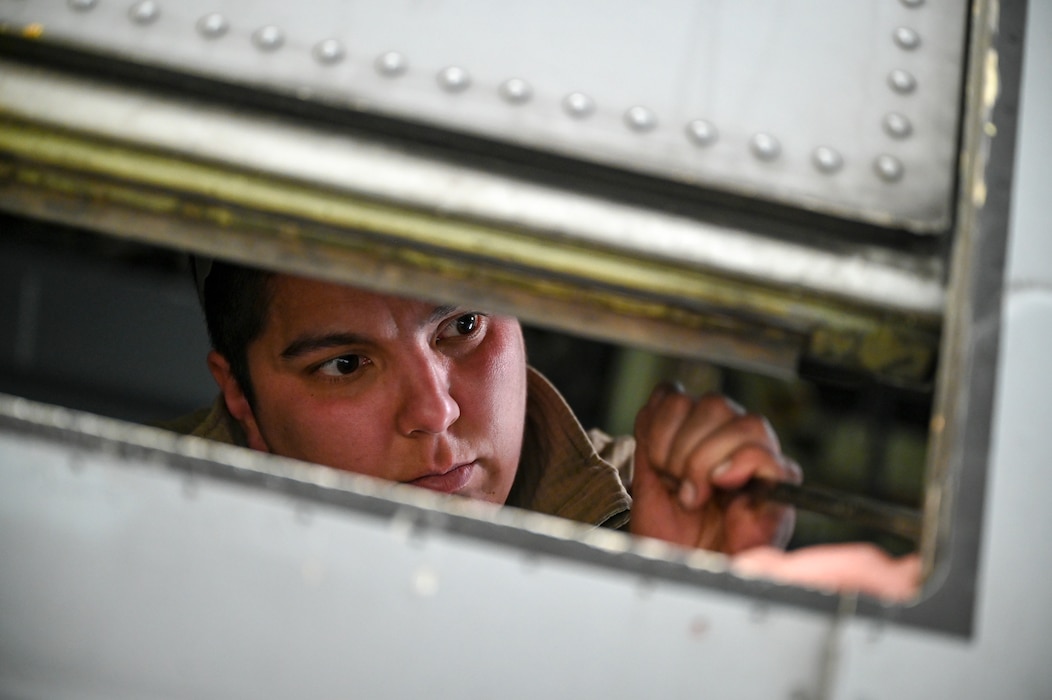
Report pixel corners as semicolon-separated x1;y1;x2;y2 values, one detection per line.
0;0;967;232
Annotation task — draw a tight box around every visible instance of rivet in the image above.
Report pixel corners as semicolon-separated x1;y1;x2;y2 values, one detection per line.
68;0;98;11
874;154;904;182
499;78;532;105
624;106;657;132
750;133;781;161
437;66;470;93
313;38;345;65
376;51;407;77
893;26;921;50
888;69;917;94
883;112;913;139
196;13;228;39
128;0;160;25
685;119;718;147
812;146;843;173
252;25;284;52
562;92;594;119
900;0;925;6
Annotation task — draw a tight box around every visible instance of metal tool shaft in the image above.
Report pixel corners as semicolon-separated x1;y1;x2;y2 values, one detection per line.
745;478;923;542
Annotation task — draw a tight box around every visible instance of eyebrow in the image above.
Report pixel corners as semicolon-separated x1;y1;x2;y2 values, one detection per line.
279;304;462;359
280;332;368;360
427;303;460;324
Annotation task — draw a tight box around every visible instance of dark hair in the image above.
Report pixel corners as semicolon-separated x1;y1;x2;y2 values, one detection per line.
197;259;274;407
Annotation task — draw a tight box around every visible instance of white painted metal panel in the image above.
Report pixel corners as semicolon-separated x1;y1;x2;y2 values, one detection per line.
0;0;968;231
0;404;837;699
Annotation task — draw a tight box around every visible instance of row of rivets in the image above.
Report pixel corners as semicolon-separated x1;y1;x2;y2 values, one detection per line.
67;0;911;183
877;2;925;181
890;0;922;94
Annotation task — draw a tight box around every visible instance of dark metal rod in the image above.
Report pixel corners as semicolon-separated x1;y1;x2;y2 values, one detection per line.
745;478;923;542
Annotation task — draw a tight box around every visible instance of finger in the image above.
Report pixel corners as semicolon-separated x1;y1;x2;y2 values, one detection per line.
631;384;685;500
676;415;785;508
731;545;921;602
632;382;678;445
707;442;801;493
720;485;796;551
634;382;692;485
707;445;800;548
664;393;744;481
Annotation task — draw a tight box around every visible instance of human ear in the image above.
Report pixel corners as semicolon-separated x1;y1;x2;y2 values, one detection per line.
206;350;270;452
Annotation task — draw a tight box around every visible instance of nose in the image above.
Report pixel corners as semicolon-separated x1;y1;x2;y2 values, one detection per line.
395;351;461;436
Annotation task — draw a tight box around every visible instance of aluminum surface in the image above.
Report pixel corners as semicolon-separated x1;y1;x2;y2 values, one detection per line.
0;0;968;231
0;396;838;699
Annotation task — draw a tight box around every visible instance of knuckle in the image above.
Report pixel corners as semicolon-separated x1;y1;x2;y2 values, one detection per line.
737;413;775;442
732;442;778;468
694;393;741;420
664;391;696;415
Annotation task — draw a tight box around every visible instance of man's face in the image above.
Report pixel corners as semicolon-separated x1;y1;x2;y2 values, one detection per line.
224;274;528;505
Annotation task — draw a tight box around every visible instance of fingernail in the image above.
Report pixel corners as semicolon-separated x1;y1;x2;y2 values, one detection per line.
678;480;697;509
728;558;762;577
712;460;733;479
653;381;684;399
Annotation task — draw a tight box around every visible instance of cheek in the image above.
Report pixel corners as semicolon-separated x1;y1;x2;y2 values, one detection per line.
257;389;394;477
469;324;528;443
474;321;524;387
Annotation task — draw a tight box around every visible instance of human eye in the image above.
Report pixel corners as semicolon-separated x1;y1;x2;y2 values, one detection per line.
437;312;485;340
315;353;369;377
